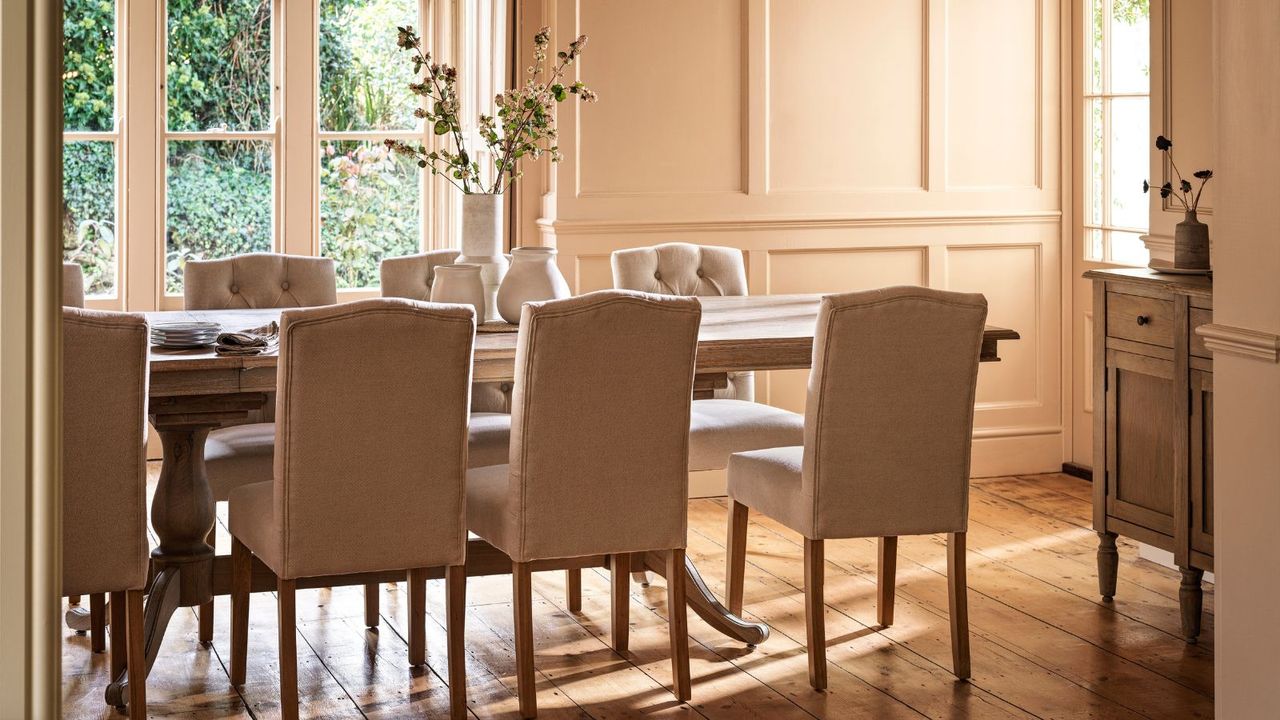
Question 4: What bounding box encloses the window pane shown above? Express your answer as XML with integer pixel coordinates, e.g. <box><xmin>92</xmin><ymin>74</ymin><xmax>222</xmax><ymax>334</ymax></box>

<box><xmin>1110</xmin><ymin>96</ymin><xmax>1149</xmax><ymax>230</ymax></box>
<box><xmin>166</xmin><ymin>140</ymin><xmax>273</xmax><ymax>294</ymax></box>
<box><xmin>62</xmin><ymin>141</ymin><xmax>117</xmax><ymax>297</ymax></box>
<box><xmin>63</xmin><ymin>0</ymin><xmax>116</xmax><ymax>132</ymax></box>
<box><xmin>167</xmin><ymin>0</ymin><xmax>272</xmax><ymax>132</ymax></box>
<box><xmin>1109</xmin><ymin>0</ymin><xmax>1150</xmax><ymax>94</ymax></box>
<box><xmin>319</xmin><ymin>0</ymin><xmax>420</xmax><ymax>131</ymax></box>
<box><xmin>1085</xmin><ymin>98</ymin><xmax>1104</xmax><ymax>226</ymax></box>
<box><xmin>1109</xmin><ymin>230</ymin><xmax>1149</xmax><ymax>266</ymax></box>
<box><xmin>1084</xmin><ymin>228</ymin><xmax>1104</xmax><ymax>262</ymax></box>
<box><xmin>320</xmin><ymin>141</ymin><xmax>422</xmax><ymax>289</ymax></box>
<box><xmin>1086</xmin><ymin>0</ymin><xmax>1104</xmax><ymax>94</ymax></box>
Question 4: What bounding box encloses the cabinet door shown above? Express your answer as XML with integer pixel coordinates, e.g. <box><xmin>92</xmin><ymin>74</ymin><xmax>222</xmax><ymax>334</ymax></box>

<box><xmin>1190</xmin><ymin>370</ymin><xmax>1213</xmax><ymax>556</ymax></box>
<box><xmin>1105</xmin><ymin>350</ymin><xmax>1176</xmax><ymax>536</ymax></box>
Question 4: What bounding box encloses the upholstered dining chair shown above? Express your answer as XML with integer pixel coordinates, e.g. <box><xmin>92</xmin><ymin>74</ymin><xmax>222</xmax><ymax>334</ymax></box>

<box><xmin>227</xmin><ymin>299</ymin><xmax>474</xmax><ymax>720</ymax></box>
<box><xmin>63</xmin><ymin>261</ymin><xmax>85</xmax><ymax>308</ymax></box>
<box><xmin>63</xmin><ymin>307</ymin><xmax>150</xmax><ymax>714</ymax></box>
<box><xmin>724</xmin><ymin>286</ymin><xmax>988</xmax><ymax>690</ymax></box>
<box><xmin>466</xmin><ymin>290</ymin><xmax>701</xmax><ymax>718</ymax></box>
<box><xmin>380</xmin><ymin>251</ymin><xmax>513</xmax><ymax>468</ymax></box>
<box><xmin>183</xmin><ymin>253</ymin><xmax>337</xmax><ymax>640</ymax></box>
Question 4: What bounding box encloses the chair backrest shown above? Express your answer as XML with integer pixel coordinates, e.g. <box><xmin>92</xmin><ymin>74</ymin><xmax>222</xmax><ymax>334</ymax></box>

<box><xmin>611</xmin><ymin>242</ymin><xmax>752</xmax><ymax>400</ymax></box>
<box><xmin>271</xmin><ymin>299</ymin><xmax>474</xmax><ymax>578</ymax></box>
<box><xmin>803</xmin><ymin>287</ymin><xmax>988</xmax><ymax>539</ymax></box>
<box><xmin>184</xmin><ymin>253</ymin><xmax>337</xmax><ymax>309</ymax></box>
<box><xmin>62</xmin><ymin>308</ymin><xmax>150</xmax><ymax>596</ymax></box>
<box><xmin>379</xmin><ymin>249</ymin><xmax>462</xmax><ymax>301</ymax></box>
<box><xmin>62</xmin><ymin>262</ymin><xmax>85</xmax><ymax>308</ymax></box>
<box><xmin>505</xmin><ymin>290</ymin><xmax>701</xmax><ymax>561</ymax></box>
<box><xmin>380</xmin><ymin>250</ymin><xmax>510</xmax><ymax>413</ymax></box>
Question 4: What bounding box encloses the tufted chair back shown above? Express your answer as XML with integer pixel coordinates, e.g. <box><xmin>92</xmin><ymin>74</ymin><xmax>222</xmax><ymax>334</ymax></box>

<box><xmin>63</xmin><ymin>262</ymin><xmax>85</xmax><ymax>308</ymax></box>
<box><xmin>62</xmin><ymin>307</ymin><xmax>150</xmax><ymax>596</ymax></box>
<box><xmin>183</xmin><ymin>253</ymin><xmax>337</xmax><ymax>310</ymax></box>
<box><xmin>801</xmin><ymin>287</ymin><xmax>987</xmax><ymax>539</ymax></box>
<box><xmin>379</xmin><ymin>251</ymin><xmax>512</xmax><ymax>414</ymax></box>
<box><xmin>612</xmin><ymin>243</ymin><xmax>753</xmax><ymax>400</ymax></box>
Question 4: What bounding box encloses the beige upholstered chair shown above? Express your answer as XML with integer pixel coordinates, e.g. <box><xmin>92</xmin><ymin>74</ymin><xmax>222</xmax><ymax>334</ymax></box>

<box><xmin>611</xmin><ymin>243</ymin><xmax>803</xmax><ymax>472</ymax></box>
<box><xmin>724</xmin><ymin>287</ymin><xmax>988</xmax><ymax>689</ymax></box>
<box><xmin>227</xmin><ymin>299</ymin><xmax>475</xmax><ymax>720</ymax></box>
<box><xmin>380</xmin><ymin>250</ymin><xmax>514</xmax><ymax>467</ymax></box>
<box><xmin>466</xmin><ymin>291</ymin><xmax>701</xmax><ymax>718</ymax></box>
<box><xmin>63</xmin><ymin>262</ymin><xmax>86</xmax><ymax>308</ymax></box>
<box><xmin>63</xmin><ymin>308</ymin><xmax>150</xmax><ymax>714</ymax></box>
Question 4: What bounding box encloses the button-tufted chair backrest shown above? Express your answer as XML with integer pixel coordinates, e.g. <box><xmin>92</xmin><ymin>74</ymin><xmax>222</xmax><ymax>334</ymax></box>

<box><xmin>379</xmin><ymin>249</ymin><xmax>462</xmax><ymax>301</ymax></box>
<box><xmin>612</xmin><ymin>243</ymin><xmax>753</xmax><ymax>400</ymax></box>
<box><xmin>183</xmin><ymin>253</ymin><xmax>338</xmax><ymax>310</ymax></box>
<box><xmin>63</xmin><ymin>262</ymin><xmax>85</xmax><ymax>308</ymax></box>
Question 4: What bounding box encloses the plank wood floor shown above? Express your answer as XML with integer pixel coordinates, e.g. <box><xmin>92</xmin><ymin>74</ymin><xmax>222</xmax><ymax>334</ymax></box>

<box><xmin>62</xmin><ymin>470</ymin><xmax>1214</xmax><ymax>719</ymax></box>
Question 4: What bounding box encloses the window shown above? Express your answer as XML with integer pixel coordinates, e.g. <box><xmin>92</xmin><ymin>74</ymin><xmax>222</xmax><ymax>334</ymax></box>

<box><xmin>1083</xmin><ymin>0</ymin><xmax>1150</xmax><ymax>265</ymax></box>
<box><xmin>164</xmin><ymin>0</ymin><xmax>277</xmax><ymax>294</ymax></box>
<box><xmin>62</xmin><ymin>0</ymin><xmax>121</xmax><ymax>298</ymax></box>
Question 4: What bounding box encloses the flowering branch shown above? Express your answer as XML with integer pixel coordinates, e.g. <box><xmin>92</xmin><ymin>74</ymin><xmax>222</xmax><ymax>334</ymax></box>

<box><xmin>1142</xmin><ymin>135</ymin><xmax>1213</xmax><ymax>213</ymax></box>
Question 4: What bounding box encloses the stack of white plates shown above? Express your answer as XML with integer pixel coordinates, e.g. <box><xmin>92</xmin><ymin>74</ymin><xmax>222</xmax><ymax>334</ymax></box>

<box><xmin>150</xmin><ymin>321</ymin><xmax>221</xmax><ymax>349</ymax></box>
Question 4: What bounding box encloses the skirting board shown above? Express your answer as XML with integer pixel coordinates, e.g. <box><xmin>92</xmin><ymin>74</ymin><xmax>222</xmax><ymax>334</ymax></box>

<box><xmin>1139</xmin><ymin>544</ymin><xmax>1216</xmax><ymax>584</ymax></box>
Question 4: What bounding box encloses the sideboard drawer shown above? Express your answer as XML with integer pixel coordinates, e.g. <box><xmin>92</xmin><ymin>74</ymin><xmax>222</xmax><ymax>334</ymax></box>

<box><xmin>1107</xmin><ymin>292</ymin><xmax>1174</xmax><ymax>348</ymax></box>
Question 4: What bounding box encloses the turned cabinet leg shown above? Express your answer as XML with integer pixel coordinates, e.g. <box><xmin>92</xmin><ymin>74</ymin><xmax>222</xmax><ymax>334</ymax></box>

<box><xmin>725</xmin><ymin>501</ymin><xmax>749</xmax><ymax>617</ymax></box>
<box><xmin>804</xmin><ymin>537</ymin><xmax>827</xmax><ymax>691</ymax></box>
<box><xmin>1179</xmin><ymin>566</ymin><xmax>1205</xmax><ymax>644</ymax></box>
<box><xmin>1097</xmin><ymin>531</ymin><xmax>1119</xmax><ymax>601</ymax></box>
<box><xmin>878</xmin><ymin>536</ymin><xmax>898</xmax><ymax>627</ymax></box>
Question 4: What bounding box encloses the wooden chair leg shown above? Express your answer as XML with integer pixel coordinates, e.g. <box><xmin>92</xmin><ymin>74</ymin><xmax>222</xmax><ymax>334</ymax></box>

<box><xmin>611</xmin><ymin>553</ymin><xmax>630</xmax><ymax>654</ymax></box>
<box><xmin>199</xmin><ymin>527</ymin><xmax>216</xmax><ymax>645</ymax></box>
<box><xmin>512</xmin><ymin>561</ymin><xmax>537</xmax><ymax>719</ymax></box>
<box><xmin>877</xmin><ymin>536</ymin><xmax>898</xmax><ymax>627</ymax></box>
<box><xmin>947</xmin><ymin>532</ymin><xmax>971</xmax><ymax>680</ymax></box>
<box><xmin>108</xmin><ymin>591</ymin><xmax>127</xmax><ymax>680</ymax></box>
<box><xmin>725</xmin><ymin>500</ymin><xmax>749</xmax><ymax>616</ymax></box>
<box><xmin>408</xmin><ymin>568</ymin><xmax>427</xmax><ymax>667</ymax></box>
<box><xmin>446</xmin><ymin>564</ymin><xmax>468</xmax><ymax>720</ymax></box>
<box><xmin>565</xmin><ymin>568</ymin><xmax>582</xmax><ymax>613</ymax></box>
<box><xmin>804</xmin><ymin>537</ymin><xmax>827</xmax><ymax>691</ymax></box>
<box><xmin>278</xmin><ymin>577</ymin><xmax>299</xmax><ymax>720</ymax></box>
<box><xmin>125</xmin><ymin>589</ymin><xmax>146</xmax><ymax>715</ymax></box>
<box><xmin>89</xmin><ymin>593</ymin><xmax>107</xmax><ymax>653</ymax></box>
<box><xmin>230</xmin><ymin>537</ymin><xmax>252</xmax><ymax>687</ymax></box>
<box><xmin>364</xmin><ymin>582</ymin><xmax>380</xmax><ymax>628</ymax></box>
<box><xmin>666</xmin><ymin>549</ymin><xmax>691</xmax><ymax>702</ymax></box>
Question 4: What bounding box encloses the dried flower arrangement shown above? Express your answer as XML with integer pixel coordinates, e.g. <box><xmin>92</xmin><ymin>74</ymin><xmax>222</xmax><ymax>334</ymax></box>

<box><xmin>1142</xmin><ymin>135</ymin><xmax>1213</xmax><ymax>213</ymax></box>
<box><xmin>384</xmin><ymin>26</ymin><xmax>598</xmax><ymax>195</ymax></box>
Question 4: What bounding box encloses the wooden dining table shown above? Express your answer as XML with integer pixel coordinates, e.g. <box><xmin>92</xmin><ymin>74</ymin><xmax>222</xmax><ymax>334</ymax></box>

<box><xmin>103</xmin><ymin>293</ymin><xmax>1018</xmax><ymax>706</ymax></box>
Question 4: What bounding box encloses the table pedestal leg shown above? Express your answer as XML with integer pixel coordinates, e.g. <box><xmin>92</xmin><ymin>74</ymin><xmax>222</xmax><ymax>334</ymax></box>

<box><xmin>641</xmin><ymin>551</ymin><xmax>769</xmax><ymax>646</ymax></box>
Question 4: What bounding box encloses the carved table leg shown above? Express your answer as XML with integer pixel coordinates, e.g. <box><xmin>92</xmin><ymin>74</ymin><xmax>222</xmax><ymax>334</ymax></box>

<box><xmin>1097</xmin><ymin>531</ymin><xmax>1119</xmax><ymax>602</ymax></box>
<box><xmin>1179</xmin><ymin>566</ymin><xmax>1205</xmax><ymax>644</ymax></box>
<box><xmin>105</xmin><ymin>422</ymin><xmax>219</xmax><ymax>707</ymax></box>
<box><xmin>642</xmin><ymin>550</ymin><xmax>770</xmax><ymax>646</ymax></box>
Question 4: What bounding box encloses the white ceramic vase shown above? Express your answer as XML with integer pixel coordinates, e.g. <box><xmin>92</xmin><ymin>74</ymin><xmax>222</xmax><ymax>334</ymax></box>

<box><xmin>457</xmin><ymin>193</ymin><xmax>509</xmax><ymax>322</ymax></box>
<box><xmin>496</xmin><ymin>247</ymin><xmax>572</xmax><ymax>324</ymax></box>
<box><xmin>429</xmin><ymin>264</ymin><xmax>486</xmax><ymax>321</ymax></box>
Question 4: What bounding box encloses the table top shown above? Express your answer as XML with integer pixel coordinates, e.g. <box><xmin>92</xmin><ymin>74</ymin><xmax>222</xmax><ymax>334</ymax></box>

<box><xmin>1082</xmin><ymin>267</ymin><xmax>1213</xmax><ymax>297</ymax></box>
<box><xmin>145</xmin><ymin>294</ymin><xmax>1018</xmax><ymax>392</ymax></box>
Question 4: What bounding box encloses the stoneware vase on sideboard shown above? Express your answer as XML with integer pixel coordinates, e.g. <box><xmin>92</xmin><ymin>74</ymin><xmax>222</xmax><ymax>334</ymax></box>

<box><xmin>430</xmin><ymin>264</ymin><xmax>486</xmax><ymax>321</ymax></box>
<box><xmin>458</xmin><ymin>193</ymin><xmax>509</xmax><ymax>322</ymax></box>
<box><xmin>497</xmin><ymin>246</ymin><xmax>571</xmax><ymax>324</ymax></box>
<box><xmin>1174</xmin><ymin>210</ymin><xmax>1211</xmax><ymax>270</ymax></box>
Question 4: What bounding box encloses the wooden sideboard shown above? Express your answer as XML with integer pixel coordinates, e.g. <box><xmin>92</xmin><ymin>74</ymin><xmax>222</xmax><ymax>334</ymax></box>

<box><xmin>1085</xmin><ymin>268</ymin><xmax>1213</xmax><ymax>643</ymax></box>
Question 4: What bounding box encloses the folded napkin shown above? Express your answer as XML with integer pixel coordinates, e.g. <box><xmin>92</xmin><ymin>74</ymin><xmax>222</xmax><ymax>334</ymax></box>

<box><xmin>215</xmin><ymin>321</ymin><xmax>280</xmax><ymax>356</ymax></box>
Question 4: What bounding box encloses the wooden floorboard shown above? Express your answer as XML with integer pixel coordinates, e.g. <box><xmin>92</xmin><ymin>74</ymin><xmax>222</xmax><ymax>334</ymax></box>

<box><xmin>62</xmin><ymin>471</ymin><xmax>1214</xmax><ymax>719</ymax></box>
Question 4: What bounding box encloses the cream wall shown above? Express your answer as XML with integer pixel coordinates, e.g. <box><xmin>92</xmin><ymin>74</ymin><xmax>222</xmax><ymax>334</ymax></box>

<box><xmin>518</xmin><ymin>0</ymin><xmax>1067</xmax><ymax>477</ymax></box>
<box><xmin>1210</xmin><ymin>2</ymin><xmax>1280</xmax><ymax>716</ymax></box>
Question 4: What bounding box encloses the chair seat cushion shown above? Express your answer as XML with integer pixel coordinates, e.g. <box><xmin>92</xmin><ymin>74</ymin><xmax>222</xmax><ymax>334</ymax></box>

<box><xmin>689</xmin><ymin>399</ymin><xmax>804</xmax><ymax>471</ymax></box>
<box><xmin>227</xmin><ymin>480</ymin><xmax>284</xmax><ymax>576</ymax></box>
<box><xmin>206</xmin><ymin>423</ymin><xmax>276</xmax><ymax>502</ymax></box>
<box><xmin>726</xmin><ymin>446</ymin><xmax>813</xmax><ymax>536</ymax></box>
<box><xmin>465</xmin><ymin>463</ymin><xmax>517</xmax><ymax>557</ymax></box>
<box><xmin>469</xmin><ymin>412</ymin><xmax>511</xmax><ymax>468</ymax></box>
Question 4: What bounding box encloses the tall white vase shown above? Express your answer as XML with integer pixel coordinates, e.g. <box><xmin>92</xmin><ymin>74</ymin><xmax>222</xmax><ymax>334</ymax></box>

<box><xmin>457</xmin><ymin>193</ymin><xmax>509</xmax><ymax>322</ymax></box>
<box><xmin>496</xmin><ymin>246</ymin><xmax>572</xmax><ymax>323</ymax></box>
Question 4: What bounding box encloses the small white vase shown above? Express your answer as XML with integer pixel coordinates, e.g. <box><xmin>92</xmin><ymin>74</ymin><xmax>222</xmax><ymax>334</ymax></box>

<box><xmin>497</xmin><ymin>247</ymin><xmax>572</xmax><ymax>324</ymax></box>
<box><xmin>430</xmin><ymin>264</ymin><xmax>486</xmax><ymax>321</ymax></box>
<box><xmin>457</xmin><ymin>193</ymin><xmax>509</xmax><ymax>322</ymax></box>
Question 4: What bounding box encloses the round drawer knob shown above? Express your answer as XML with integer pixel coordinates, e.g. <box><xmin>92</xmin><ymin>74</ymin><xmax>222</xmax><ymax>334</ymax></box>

<box><xmin>1136</xmin><ymin>315</ymin><xmax>1150</xmax><ymax>326</ymax></box>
